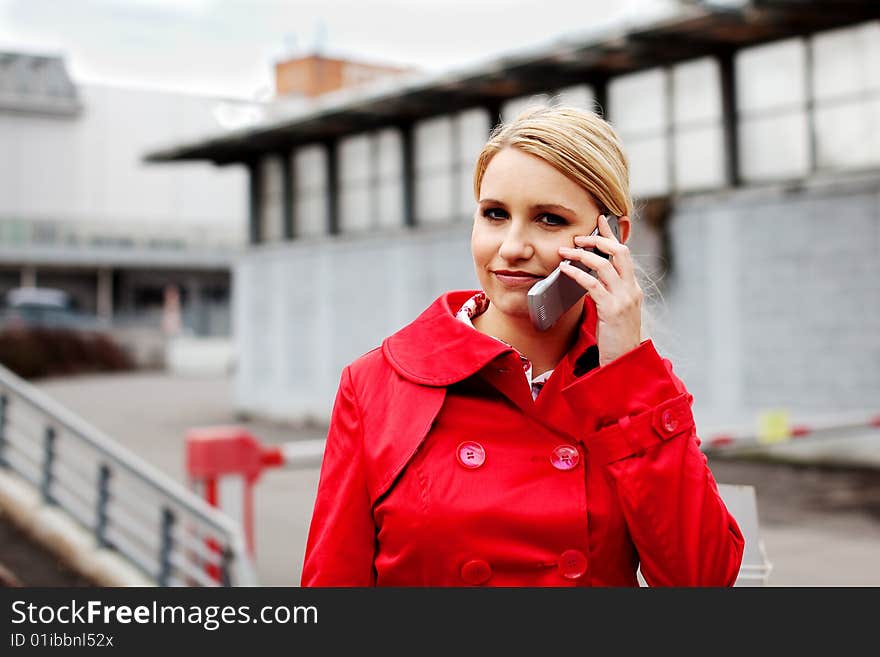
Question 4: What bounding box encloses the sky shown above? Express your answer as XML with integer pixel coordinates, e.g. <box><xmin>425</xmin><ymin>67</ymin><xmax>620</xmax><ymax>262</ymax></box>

<box><xmin>0</xmin><ymin>0</ymin><xmax>681</xmax><ymax>100</ymax></box>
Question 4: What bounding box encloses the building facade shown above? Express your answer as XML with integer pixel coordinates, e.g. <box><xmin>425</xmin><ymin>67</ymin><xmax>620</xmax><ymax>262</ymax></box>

<box><xmin>1</xmin><ymin>53</ymin><xmax>252</xmax><ymax>362</ymax></box>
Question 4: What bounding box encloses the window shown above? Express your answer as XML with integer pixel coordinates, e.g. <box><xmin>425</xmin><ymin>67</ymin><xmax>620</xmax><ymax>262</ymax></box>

<box><xmin>736</xmin><ymin>38</ymin><xmax>810</xmax><ymax>181</ymax></box>
<box><xmin>609</xmin><ymin>68</ymin><xmax>670</xmax><ymax>197</ymax></box>
<box><xmin>811</xmin><ymin>21</ymin><xmax>880</xmax><ymax>171</ymax></box>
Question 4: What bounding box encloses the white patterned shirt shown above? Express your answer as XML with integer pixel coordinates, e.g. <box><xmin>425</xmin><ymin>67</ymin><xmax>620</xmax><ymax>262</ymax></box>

<box><xmin>455</xmin><ymin>291</ymin><xmax>553</xmax><ymax>400</ymax></box>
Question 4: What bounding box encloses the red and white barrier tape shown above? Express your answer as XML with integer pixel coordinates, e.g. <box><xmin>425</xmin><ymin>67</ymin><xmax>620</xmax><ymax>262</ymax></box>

<box><xmin>702</xmin><ymin>413</ymin><xmax>880</xmax><ymax>452</ymax></box>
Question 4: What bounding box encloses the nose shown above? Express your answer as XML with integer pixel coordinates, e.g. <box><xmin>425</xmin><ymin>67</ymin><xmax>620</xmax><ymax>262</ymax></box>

<box><xmin>497</xmin><ymin>219</ymin><xmax>534</xmax><ymax>262</ymax></box>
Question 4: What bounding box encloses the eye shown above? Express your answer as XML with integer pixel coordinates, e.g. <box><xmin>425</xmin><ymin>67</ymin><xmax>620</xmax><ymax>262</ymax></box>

<box><xmin>537</xmin><ymin>213</ymin><xmax>567</xmax><ymax>227</ymax></box>
<box><xmin>481</xmin><ymin>207</ymin><xmax>508</xmax><ymax>221</ymax></box>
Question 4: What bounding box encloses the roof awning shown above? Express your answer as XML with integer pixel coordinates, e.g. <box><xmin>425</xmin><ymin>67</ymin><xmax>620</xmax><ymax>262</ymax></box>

<box><xmin>145</xmin><ymin>0</ymin><xmax>880</xmax><ymax>165</ymax></box>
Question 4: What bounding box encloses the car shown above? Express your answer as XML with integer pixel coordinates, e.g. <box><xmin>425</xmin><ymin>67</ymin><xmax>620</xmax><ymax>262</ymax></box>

<box><xmin>0</xmin><ymin>287</ymin><xmax>105</xmax><ymax>331</ymax></box>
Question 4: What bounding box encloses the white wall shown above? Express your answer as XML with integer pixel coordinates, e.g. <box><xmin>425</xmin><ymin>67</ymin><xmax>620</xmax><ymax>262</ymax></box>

<box><xmin>0</xmin><ymin>84</ymin><xmax>246</xmax><ymax>237</ymax></box>
<box><xmin>234</xmin><ymin>227</ymin><xmax>479</xmax><ymax>422</ymax></box>
<box><xmin>664</xmin><ymin>174</ymin><xmax>880</xmax><ymax>427</ymax></box>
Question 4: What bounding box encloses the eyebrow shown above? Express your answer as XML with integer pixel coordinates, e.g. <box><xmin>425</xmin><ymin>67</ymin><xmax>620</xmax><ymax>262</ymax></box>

<box><xmin>478</xmin><ymin>199</ymin><xmax>578</xmax><ymax>215</ymax></box>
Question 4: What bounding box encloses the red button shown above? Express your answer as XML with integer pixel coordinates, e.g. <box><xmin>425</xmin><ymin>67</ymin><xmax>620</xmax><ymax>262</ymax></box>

<box><xmin>461</xmin><ymin>559</ymin><xmax>492</xmax><ymax>585</ymax></box>
<box><xmin>550</xmin><ymin>445</ymin><xmax>580</xmax><ymax>470</ymax></box>
<box><xmin>457</xmin><ymin>441</ymin><xmax>486</xmax><ymax>469</ymax></box>
<box><xmin>558</xmin><ymin>549</ymin><xmax>588</xmax><ymax>579</ymax></box>
<box><xmin>662</xmin><ymin>409</ymin><xmax>678</xmax><ymax>433</ymax></box>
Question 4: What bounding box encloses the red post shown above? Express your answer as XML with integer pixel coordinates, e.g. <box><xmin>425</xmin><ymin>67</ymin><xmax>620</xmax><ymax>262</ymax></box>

<box><xmin>185</xmin><ymin>426</ymin><xmax>283</xmax><ymax>581</ymax></box>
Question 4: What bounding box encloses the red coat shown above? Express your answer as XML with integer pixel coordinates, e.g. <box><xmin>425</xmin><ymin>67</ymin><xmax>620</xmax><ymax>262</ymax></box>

<box><xmin>301</xmin><ymin>290</ymin><xmax>744</xmax><ymax>586</ymax></box>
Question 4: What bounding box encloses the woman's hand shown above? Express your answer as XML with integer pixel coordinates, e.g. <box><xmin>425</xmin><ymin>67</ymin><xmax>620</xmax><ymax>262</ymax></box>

<box><xmin>558</xmin><ymin>214</ymin><xmax>643</xmax><ymax>367</ymax></box>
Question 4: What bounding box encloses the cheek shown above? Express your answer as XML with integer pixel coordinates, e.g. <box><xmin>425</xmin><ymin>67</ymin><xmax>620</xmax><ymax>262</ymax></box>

<box><xmin>470</xmin><ymin>227</ymin><xmax>494</xmax><ymax>267</ymax></box>
<box><xmin>536</xmin><ymin>234</ymin><xmax>570</xmax><ymax>267</ymax></box>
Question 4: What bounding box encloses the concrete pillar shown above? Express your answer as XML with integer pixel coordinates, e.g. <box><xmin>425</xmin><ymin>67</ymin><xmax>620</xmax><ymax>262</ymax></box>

<box><xmin>281</xmin><ymin>151</ymin><xmax>295</xmax><ymax>240</ymax></box>
<box><xmin>20</xmin><ymin>266</ymin><xmax>36</xmax><ymax>288</ymax></box>
<box><xmin>665</xmin><ymin>66</ymin><xmax>675</xmax><ymax>192</ymax></box>
<box><xmin>718</xmin><ymin>49</ymin><xmax>741</xmax><ymax>187</ymax></box>
<box><xmin>484</xmin><ymin>100</ymin><xmax>502</xmax><ymax>131</ymax></box>
<box><xmin>119</xmin><ymin>271</ymin><xmax>137</xmax><ymax>316</ymax></box>
<box><xmin>187</xmin><ymin>277</ymin><xmax>204</xmax><ymax>336</ymax></box>
<box><xmin>592</xmin><ymin>77</ymin><xmax>609</xmax><ymax>119</ymax></box>
<box><xmin>247</xmin><ymin>160</ymin><xmax>262</xmax><ymax>245</ymax></box>
<box><xmin>803</xmin><ymin>36</ymin><xmax>817</xmax><ymax>175</ymax></box>
<box><xmin>400</xmin><ymin>122</ymin><xmax>415</xmax><ymax>228</ymax></box>
<box><xmin>451</xmin><ymin>114</ymin><xmax>461</xmax><ymax>221</ymax></box>
<box><xmin>97</xmin><ymin>267</ymin><xmax>113</xmax><ymax>322</ymax></box>
<box><xmin>370</xmin><ymin>134</ymin><xmax>380</xmax><ymax>231</ymax></box>
<box><xmin>325</xmin><ymin>140</ymin><xmax>339</xmax><ymax>235</ymax></box>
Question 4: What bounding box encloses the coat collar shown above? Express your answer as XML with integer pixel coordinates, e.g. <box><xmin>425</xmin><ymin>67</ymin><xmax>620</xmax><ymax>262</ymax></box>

<box><xmin>382</xmin><ymin>290</ymin><xmax>600</xmax><ymax>386</ymax></box>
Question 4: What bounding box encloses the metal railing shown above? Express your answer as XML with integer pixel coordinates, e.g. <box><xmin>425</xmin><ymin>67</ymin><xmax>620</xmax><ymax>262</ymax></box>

<box><xmin>0</xmin><ymin>363</ymin><xmax>256</xmax><ymax>586</ymax></box>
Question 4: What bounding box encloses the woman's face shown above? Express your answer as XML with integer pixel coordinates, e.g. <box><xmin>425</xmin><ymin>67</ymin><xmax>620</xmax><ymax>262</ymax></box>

<box><xmin>471</xmin><ymin>147</ymin><xmax>605</xmax><ymax>319</ymax></box>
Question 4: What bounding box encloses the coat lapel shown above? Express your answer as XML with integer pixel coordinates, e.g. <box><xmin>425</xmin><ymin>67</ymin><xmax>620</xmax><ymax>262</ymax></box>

<box><xmin>362</xmin><ymin>382</ymin><xmax>447</xmax><ymax>505</ymax></box>
<box><xmin>479</xmin><ymin>354</ymin><xmax>539</xmax><ymax>416</ymax></box>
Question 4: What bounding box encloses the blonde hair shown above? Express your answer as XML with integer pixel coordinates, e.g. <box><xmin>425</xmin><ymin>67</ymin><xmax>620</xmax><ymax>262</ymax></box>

<box><xmin>473</xmin><ymin>105</ymin><xmax>634</xmax><ymax>219</ymax></box>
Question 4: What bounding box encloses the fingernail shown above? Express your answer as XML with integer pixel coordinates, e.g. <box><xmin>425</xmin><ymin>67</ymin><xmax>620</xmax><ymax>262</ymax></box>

<box><xmin>600</xmin><ymin>214</ymin><xmax>608</xmax><ymax>223</ymax></box>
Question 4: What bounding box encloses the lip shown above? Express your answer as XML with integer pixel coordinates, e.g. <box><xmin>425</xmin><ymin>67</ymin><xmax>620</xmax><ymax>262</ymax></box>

<box><xmin>492</xmin><ymin>270</ymin><xmax>543</xmax><ymax>288</ymax></box>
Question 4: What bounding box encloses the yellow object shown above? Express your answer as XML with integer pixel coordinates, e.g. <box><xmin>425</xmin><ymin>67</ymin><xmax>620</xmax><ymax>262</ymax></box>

<box><xmin>757</xmin><ymin>409</ymin><xmax>790</xmax><ymax>444</ymax></box>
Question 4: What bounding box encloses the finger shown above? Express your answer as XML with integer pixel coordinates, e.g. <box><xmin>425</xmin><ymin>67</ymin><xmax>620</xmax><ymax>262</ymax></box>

<box><xmin>573</xmin><ymin>234</ymin><xmax>635</xmax><ymax>281</ymax></box>
<box><xmin>558</xmin><ymin>247</ymin><xmax>617</xmax><ymax>278</ymax></box>
<box><xmin>579</xmin><ymin>213</ymin><xmax>626</xmax><ymax>249</ymax></box>
<box><xmin>558</xmin><ymin>247</ymin><xmax>623</xmax><ymax>294</ymax></box>
<box><xmin>559</xmin><ymin>261</ymin><xmax>612</xmax><ymax>304</ymax></box>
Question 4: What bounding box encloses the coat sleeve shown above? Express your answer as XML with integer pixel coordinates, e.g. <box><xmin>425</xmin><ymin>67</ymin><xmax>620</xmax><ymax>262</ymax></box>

<box><xmin>301</xmin><ymin>366</ymin><xmax>377</xmax><ymax>586</ymax></box>
<box><xmin>561</xmin><ymin>340</ymin><xmax>745</xmax><ymax>587</ymax></box>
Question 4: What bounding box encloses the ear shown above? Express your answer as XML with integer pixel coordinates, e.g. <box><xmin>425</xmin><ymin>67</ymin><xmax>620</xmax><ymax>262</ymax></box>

<box><xmin>616</xmin><ymin>215</ymin><xmax>632</xmax><ymax>244</ymax></box>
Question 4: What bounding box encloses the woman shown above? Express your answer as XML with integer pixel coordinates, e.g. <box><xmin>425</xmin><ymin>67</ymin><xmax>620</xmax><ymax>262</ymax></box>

<box><xmin>301</xmin><ymin>106</ymin><xmax>744</xmax><ymax>586</ymax></box>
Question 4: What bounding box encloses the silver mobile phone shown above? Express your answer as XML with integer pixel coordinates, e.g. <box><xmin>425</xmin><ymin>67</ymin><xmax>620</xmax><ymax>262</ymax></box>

<box><xmin>527</xmin><ymin>215</ymin><xmax>620</xmax><ymax>331</ymax></box>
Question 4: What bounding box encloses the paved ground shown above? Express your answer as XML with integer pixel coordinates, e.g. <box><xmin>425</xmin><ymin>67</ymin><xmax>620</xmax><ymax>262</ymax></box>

<box><xmin>0</xmin><ymin>509</ymin><xmax>93</xmax><ymax>586</ymax></box>
<box><xmin>5</xmin><ymin>370</ymin><xmax>880</xmax><ymax>586</ymax></box>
